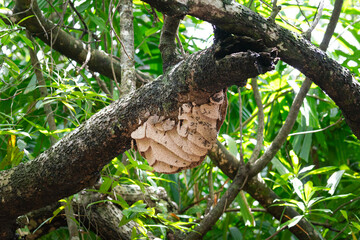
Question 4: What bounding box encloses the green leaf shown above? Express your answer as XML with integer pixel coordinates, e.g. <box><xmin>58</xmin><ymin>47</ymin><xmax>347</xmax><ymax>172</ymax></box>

<box><xmin>303</xmin><ymin>166</ymin><xmax>338</xmax><ymax>178</ymax></box>
<box><xmin>341</xmin><ymin>210</ymin><xmax>348</xmax><ymax>221</ymax></box>
<box><xmin>4</xmin><ymin>57</ymin><xmax>20</xmax><ymax>73</ymax></box>
<box><xmin>17</xmin><ymin>33</ymin><xmax>34</xmax><ymax>50</ymax></box>
<box><xmin>326</xmin><ymin>170</ymin><xmax>345</xmax><ymax>195</ymax></box>
<box><xmin>77</xmin><ymin>1</ymin><xmax>91</xmax><ymax>13</ymax></box>
<box><xmin>24</xmin><ymin>75</ymin><xmax>37</xmax><ymax>94</ymax></box>
<box><xmin>291</xmin><ymin>177</ymin><xmax>304</xmax><ymax>201</ymax></box>
<box><xmin>229</xmin><ymin>227</ymin><xmax>243</xmax><ymax>240</ymax></box>
<box><xmin>271</xmin><ymin>157</ymin><xmax>290</xmax><ymax>175</ymax></box>
<box><xmin>222</xmin><ymin>134</ymin><xmax>238</xmax><ymax>158</ymax></box>
<box><xmin>278</xmin><ymin>215</ymin><xmax>303</xmax><ymax>230</ymax></box>
<box><xmin>238</xmin><ymin>191</ymin><xmax>255</xmax><ymax>226</ymax></box>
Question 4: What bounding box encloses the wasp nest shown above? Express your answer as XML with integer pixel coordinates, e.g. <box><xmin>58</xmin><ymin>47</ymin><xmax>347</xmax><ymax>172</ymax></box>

<box><xmin>131</xmin><ymin>90</ymin><xmax>227</xmax><ymax>173</ymax></box>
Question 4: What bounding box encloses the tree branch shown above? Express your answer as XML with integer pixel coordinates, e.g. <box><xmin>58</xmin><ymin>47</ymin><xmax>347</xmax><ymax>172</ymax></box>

<box><xmin>159</xmin><ymin>15</ymin><xmax>183</xmax><ymax>71</ymax></box>
<box><xmin>248</xmin><ymin>78</ymin><xmax>311</xmax><ymax>176</ymax></box>
<box><xmin>143</xmin><ymin>0</ymin><xmax>360</xmax><ymax>139</ymax></box>
<box><xmin>249</xmin><ymin>78</ymin><xmax>264</xmax><ymax>162</ymax></box>
<box><xmin>319</xmin><ymin>0</ymin><xmax>343</xmax><ymax>51</ymax></box>
<box><xmin>208</xmin><ymin>141</ymin><xmax>322</xmax><ymax>240</ymax></box>
<box><xmin>119</xmin><ymin>0</ymin><xmax>136</xmax><ymax>96</ymax></box>
<box><xmin>10</xmin><ymin>0</ymin><xmax>145</xmax><ymax>85</ymax></box>
<box><xmin>0</xmin><ymin>43</ymin><xmax>277</xmax><ymax>238</ymax></box>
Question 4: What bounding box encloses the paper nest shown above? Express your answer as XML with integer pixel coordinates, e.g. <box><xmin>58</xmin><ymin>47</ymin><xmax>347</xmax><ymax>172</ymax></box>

<box><xmin>131</xmin><ymin>91</ymin><xmax>226</xmax><ymax>173</ymax></box>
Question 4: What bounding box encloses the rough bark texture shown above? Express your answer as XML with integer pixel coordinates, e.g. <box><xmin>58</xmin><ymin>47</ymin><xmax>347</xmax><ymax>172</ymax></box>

<box><xmin>119</xmin><ymin>0</ymin><xmax>136</xmax><ymax>95</ymax></box>
<box><xmin>143</xmin><ymin>0</ymin><xmax>360</xmax><ymax>139</ymax></box>
<box><xmin>16</xmin><ymin>185</ymin><xmax>174</xmax><ymax>240</ymax></box>
<box><xmin>209</xmin><ymin>141</ymin><xmax>322</xmax><ymax>240</ymax></box>
<box><xmin>75</xmin><ymin>191</ymin><xmax>160</xmax><ymax>240</ymax></box>
<box><xmin>0</xmin><ymin>44</ymin><xmax>277</xmax><ymax>237</ymax></box>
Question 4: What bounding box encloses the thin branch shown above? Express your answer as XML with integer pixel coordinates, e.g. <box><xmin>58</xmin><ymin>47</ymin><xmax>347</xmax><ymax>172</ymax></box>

<box><xmin>265</xmin><ymin>224</ymin><xmax>288</xmax><ymax>240</ymax></box>
<box><xmin>119</xmin><ymin>0</ymin><xmax>136</xmax><ymax>96</ymax></box>
<box><xmin>184</xmin><ymin>161</ymin><xmax>247</xmax><ymax>239</ymax></box>
<box><xmin>248</xmin><ymin>78</ymin><xmax>312</xmax><ymax>174</ymax></box>
<box><xmin>332</xmin><ymin>196</ymin><xmax>360</xmax><ymax>216</ymax></box>
<box><xmin>238</xmin><ymin>87</ymin><xmax>244</xmax><ymax>164</ymax></box>
<box><xmin>108</xmin><ymin>0</ymin><xmax>121</xmax><ymax>93</ymax></box>
<box><xmin>209</xmin><ymin>141</ymin><xmax>322</xmax><ymax>239</ymax></box>
<box><xmin>289</xmin><ymin>117</ymin><xmax>343</xmax><ymax>136</ymax></box>
<box><xmin>331</xmin><ymin>224</ymin><xmax>348</xmax><ymax>240</ymax></box>
<box><xmin>295</xmin><ymin>0</ymin><xmax>311</xmax><ymax>27</ymax></box>
<box><xmin>235</xmin><ymin>89</ymin><xmax>292</xmax><ymax>131</ymax></box>
<box><xmin>225</xmin><ymin>207</ymin><xmax>266</xmax><ymax>213</ymax></box>
<box><xmin>205</xmin><ymin>166</ymin><xmax>215</xmax><ymax>215</ymax></box>
<box><xmin>90</xmin><ymin>71</ymin><xmax>113</xmax><ymax>99</ymax></box>
<box><xmin>320</xmin><ymin>0</ymin><xmax>344</xmax><ymax>51</ymax></box>
<box><xmin>304</xmin><ymin>0</ymin><xmax>325</xmax><ymax>39</ymax></box>
<box><xmin>249</xmin><ymin>78</ymin><xmax>264</xmax><ymax>162</ymax></box>
<box><xmin>268</xmin><ymin>0</ymin><xmax>281</xmax><ymax>22</ymax></box>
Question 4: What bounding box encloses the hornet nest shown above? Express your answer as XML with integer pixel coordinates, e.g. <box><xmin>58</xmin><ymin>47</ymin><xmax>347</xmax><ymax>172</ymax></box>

<box><xmin>131</xmin><ymin>90</ymin><xmax>227</xmax><ymax>174</ymax></box>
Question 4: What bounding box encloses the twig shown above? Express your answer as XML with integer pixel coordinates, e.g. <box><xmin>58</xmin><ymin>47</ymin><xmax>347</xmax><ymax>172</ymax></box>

<box><xmin>304</xmin><ymin>0</ymin><xmax>325</xmax><ymax>39</ymax></box>
<box><xmin>184</xmin><ymin>167</ymin><xmax>248</xmax><ymax>239</ymax></box>
<box><xmin>289</xmin><ymin>117</ymin><xmax>343</xmax><ymax>136</ymax></box>
<box><xmin>176</xmin><ymin>32</ymin><xmax>186</xmax><ymax>57</ymax></box>
<box><xmin>108</xmin><ymin>0</ymin><xmax>121</xmax><ymax>93</ymax></box>
<box><xmin>248</xmin><ymin>78</ymin><xmax>312</xmax><ymax>176</ymax></box>
<box><xmin>26</xmin><ymin>31</ymin><xmax>78</xmax><ymax>239</ymax></box>
<box><xmin>90</xmin><ymin>70</ymin><xmax>113</xmax><ymax>99</ymax></box>
<box><xmin>332</xmin><ymin>196</ymin><xmax>360</xmax><ymax>216</ymax></box>
<box><xmin>208</xmin><ymin>142</ymin><xmax>322</xmax><ymax>239</ymax></box>
<box><xmin>205</xmin><ymin>166</ymin><xmax>215</xmax><ymax>215</ymax></box>
<box><xmin>331</xmin><ymin>224</ymin><xmax>348</xmax><ymax>240</ymax></box>
<box><xmin>295</xmin><ymin>0</ymin><xmax>311</xmax><ymax>27</ymax></box>
<box><xmin>268</xmin><ymin>0</ymin><xmax>281</xmax><ymax>22</ymax></box>
<box><xmin>235</xmin><ymin>89</ymin><xmax>292</xmax><ymax>131</ymax></box>
<box><xmin>320</xmin><ymin>0</ymin><xmax>344</xmax><ymax>51</ymax></box>
<box><xmin>78</xmin><ymin>34</ymin><xmax>92</xmax><ymax>73</ymax></box>
<box><xmin>238</xmin><ymin>87</ymin><xmax>244</xmax><ymax>164</ymax></box>
<box><xmin>226</xmin><ymin>207</ymin><xmax>266</xmax><ymax>213</ymax></box>
<box><xmin>311</xmin><ymin>222</ymin><xmax>340</xmax><ymax>232</ymax></box>
<box><xmin>249</xmin><ymin>78</ymin><xmax>264</xmax><ymax>162</ymax></box>
<box><xmin>68</xmin><ymin>0</ymin><xmax>89</xmax><ymax>40</ymax></box>
<box><xmin>265</xmin><ymin>224</ymin><xmax>288</xmax><ymax>240</ymax></box>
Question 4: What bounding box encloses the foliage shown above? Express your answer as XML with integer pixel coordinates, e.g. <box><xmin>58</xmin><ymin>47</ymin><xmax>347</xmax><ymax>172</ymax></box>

<box><xmin>1</xmin><ymin>0</ymin><xmax>360</xmax><ymax>239</ymax></box>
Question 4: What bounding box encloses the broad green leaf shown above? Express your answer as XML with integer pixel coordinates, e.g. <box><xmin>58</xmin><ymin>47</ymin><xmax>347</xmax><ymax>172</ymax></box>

<box><xmin>222</xmin><ymin>134</ymin><xmax>238</xmax><ymax>158</ymax></box>
<box><xmin>291</xmin><ymin>177</ymin><xmax>304</xmax><ymax>201</ymax></box>
<box><xmin>341</xmin><ymin>210</ymin><xmax>348</xmax><ymax>221</ymax></box>
<box><xmin>24</xmin><ymin>75</ymin><xmax>37</xmax><ymax>94</ymax></box>
<box><xmin>326</xmin><ymin>170</ymin><xmax>345</xmax><ymax>195</ymax></box>
<box><xmin>229</xmin><ymin>227</ymin><xmax>243</xmax><ymax>240</ymax></box>
<box><xmin>278</xmin><ymin>215</ymin><xmax>303</xmax><ymax>230</ymax></box>
<box><xmin>271</xmin><ymin>157</ymin><xmax>289</xmax><ymax>175</ymax></box>
<box><xmin>4</xmin><ymin>57</ymin><xmax>20</xmax><ymax>73</ymax></box>
<box><xmin>238</xmin><ymin>191</ymin><xmax>255</xmax><ymax>226</ymax></box>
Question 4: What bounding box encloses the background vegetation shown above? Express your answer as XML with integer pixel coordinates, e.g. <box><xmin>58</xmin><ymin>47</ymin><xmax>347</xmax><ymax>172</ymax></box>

<box><xmin>1</xmin><ymin>0</ymin><xmax>360</xmax><ymax>239</ymax></box>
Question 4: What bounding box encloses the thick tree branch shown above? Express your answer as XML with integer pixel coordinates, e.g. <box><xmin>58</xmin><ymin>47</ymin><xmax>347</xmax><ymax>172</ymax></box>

<box><xmin>143</xmin><ymin>0</ymin><xmax>360</xmax><ymax>139</ymax></box>
<box><xmin>0</xmin><ymin>44</ymin><xmax>277</xmax><ymax>238</ymax></box>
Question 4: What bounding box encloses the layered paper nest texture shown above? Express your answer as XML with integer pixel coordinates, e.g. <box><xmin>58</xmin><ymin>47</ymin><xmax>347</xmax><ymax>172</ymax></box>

<box><xmin>131</xmin><ymin>90</ymin><xmax>227</xmax><ymax>173</ymax></box>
